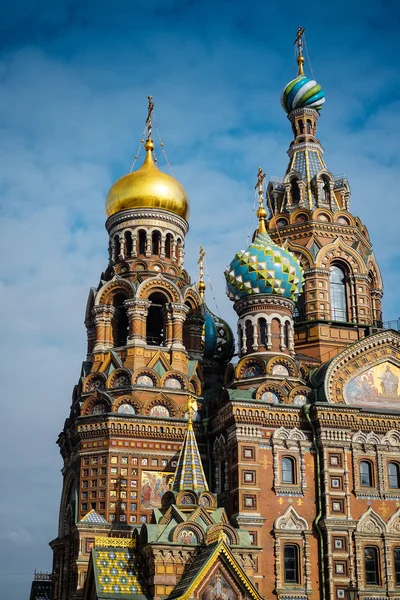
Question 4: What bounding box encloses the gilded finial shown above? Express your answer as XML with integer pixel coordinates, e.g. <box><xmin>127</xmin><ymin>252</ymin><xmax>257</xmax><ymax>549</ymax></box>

<box><xmin>255</xmin><ymin>167</ymin><xmax>267</xmax><ymax>234</ymax></box>
<box><xmin>294</xmin><ymin>26</ymin><xmax>306</xmax><ymax>76</ymax></box>
<box><xmin>186</xmin><ymin>395</ymin><xmax>197</xmax><ymax>430</ymax></box>
<box><xmin>198</xmin><ymin>246</ymin><xmax>206</xmax><ymax>301</ymax></box>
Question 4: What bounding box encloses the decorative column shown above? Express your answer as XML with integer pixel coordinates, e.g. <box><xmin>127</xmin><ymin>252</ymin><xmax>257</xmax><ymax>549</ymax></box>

<box><xmin>131</xmin><ymin>234</ymin><xmax>138</xmax><ymax>258</ymax></box>
<box><xmin>160</xmin><ymin>233</ymin><xmax>166</xmax><ymax>259</ymax></box>
<box><xmin>125</xmin><ymin>298</ymin><xmax>151</xmax><ymax>347</ymax></box>
<box><xmin>93</xmin><ymin>305</ymin><xmax>115</xmax><ymax>352</ymax></box>
<box><xmin>169</xmin><ymin>303</ymin><xmax>190</xmax><ymax>351</ymax></box>
<box><xmin>145</xmin><ymin>232</ymin><xmax>152</xmax><ymax>258</ymax></box>
<box><xmin>84</xmin><ymin>318</ymin><xmax>96</xmax><ymax>360</ymax></box>
<box><xmin>119</xmin><ymin>236</ymin><xmax>126</xmax><ymax>260</ymax></box>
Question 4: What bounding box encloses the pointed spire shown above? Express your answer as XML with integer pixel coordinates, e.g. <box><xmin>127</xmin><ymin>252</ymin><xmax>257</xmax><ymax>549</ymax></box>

<box><xmin>171</xmin><ymin>396</ymin><xmax>209</xmax><ymax>493</ymax></box>
<box><xmin>197</xmin><ymin>246</ymin><xmax>206</xmax><ymax>301</ymax></box>
<box><xmin>294</xmin><ymin>26</ymin><xmax>306</xmax><ymax>76</ymax></box>
<box><xmin>255</xmin><ymin>167</ymin><xmax>267</xmax><ymax>234</ymax></box>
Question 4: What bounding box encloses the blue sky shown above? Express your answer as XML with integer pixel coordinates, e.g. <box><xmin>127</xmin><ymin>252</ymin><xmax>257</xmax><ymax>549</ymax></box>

<box><xmin>0</xmin><ymin>0</ymin><xmax>399</xmax><ymax>597</ymax></box>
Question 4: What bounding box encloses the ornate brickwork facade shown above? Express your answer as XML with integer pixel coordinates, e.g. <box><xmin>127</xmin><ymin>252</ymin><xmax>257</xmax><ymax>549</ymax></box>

<box><xmin>46</xmin><ymin>32</ymin><xmax>400</xmax><ymax>600</ymax></box>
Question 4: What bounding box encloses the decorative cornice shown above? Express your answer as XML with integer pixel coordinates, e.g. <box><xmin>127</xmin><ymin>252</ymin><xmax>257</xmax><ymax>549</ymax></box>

<box><xmin>106</xmin><ymin>207</ymin><xmax>189</xmax><ymax>234</ymax></box>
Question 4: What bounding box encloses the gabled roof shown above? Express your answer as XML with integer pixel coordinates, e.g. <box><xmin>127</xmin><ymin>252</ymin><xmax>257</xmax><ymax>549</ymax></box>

<box><xmin>168</xmin><ymin>540</ymin><xmax>263</xmax><ymax>600</ymax></box>
<box><xmin>79</xmin><ymin>510</ymin><xmax>108</xmax><ymax>524</ymax></box>
<box><xmin>171</xmin><ymin>419</ymin><xmax>209</xmax><ymax>493</ymax></box>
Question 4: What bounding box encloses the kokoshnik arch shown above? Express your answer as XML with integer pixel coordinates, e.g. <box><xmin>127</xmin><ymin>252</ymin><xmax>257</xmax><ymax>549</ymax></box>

<box><xmin>33</xmin><ymin>27</ymin><xmax>400</xmax><ymax>600</ymax></box>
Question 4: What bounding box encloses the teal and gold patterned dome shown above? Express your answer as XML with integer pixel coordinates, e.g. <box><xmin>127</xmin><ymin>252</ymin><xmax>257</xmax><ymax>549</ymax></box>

<box><xmin>281</xmin><ymin>75</ymin><xmax>325</xmax><ymax>114</ymax></box>
<box><xmin>225</xmin><ymin>232</ymin><xmax>304</xmax><ymax>301</ymax></box>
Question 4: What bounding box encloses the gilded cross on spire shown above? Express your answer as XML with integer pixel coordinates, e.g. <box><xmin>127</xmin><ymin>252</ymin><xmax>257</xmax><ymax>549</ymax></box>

<box><xmin>255</xmin><ymin>167</ymin><xmax>267</xmax><ymax>234</ymax></box>
<box><xmin>197</xmin><ymin>246</ymin><xmax>206</xmax><ymax>301</ymax></box>
<box><xmin>294</xmin><ymin>26</ymin><xmax>306</xmax><ymax>76</ymax></box>
<box><xmin>146</xmin><ymin>95</ymin><xmax>155</xmax><ymax>141</ymax></box>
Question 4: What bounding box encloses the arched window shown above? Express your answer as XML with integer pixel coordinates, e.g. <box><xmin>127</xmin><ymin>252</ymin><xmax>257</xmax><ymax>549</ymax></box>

<box><xmin>360</xmin><ymin>461</ymin><xmax>373</xmax><ymax>487</ymax></box>
<box><xmin>330</xmin><ymin>265</ymin><xmax>348</xmax><ymax>321</ymax></box>
<box><xmin>124</xmin><ymin>231</ymin><xmax>133</xmax><ymax>257</ymax></box>
<box><xmin>364</xmin><ymin>547</ymin><xmax>380</xmax><ymax>585</ymax></box>
<box><xmin>138</xmin><ymin>230</ymin><xmax>146</xmax><ymax>255</ymax></box>
<box><xmin>306</xmin><ymin>119</ymin><xmax>312</xmax><ymax>134</ymax></box>
<box><xmin>165</xmin><ymin>234</ymin><xmax>173</xmax><ymax>259</ymax></box>
<box><xmin>114</xmin><ymin>236</ymin><xmax>121</xmax><ymax>262</ymax></box>
<box><xmin>388</xmin><ymin>462</ymin><xmax>400</xmax><ymax>488</ymax></box>
<box><xmin>146</xmin><ymin>292</ymin><xmax>167</xmax><ymax>346</ymax></box>
<box><xmin>284</xmin><ymin>545</ymin><xmax>299</xmax><ymax>583</ymax></box>
<box><xmin>152</xmin><ymin>231</ymin><xmax>161</xmax><ymax>256</ymax></box>
<box><xmin>259</xmin><ymin>318</ymin><xmax>267</xmax><ymax>347</ymax></box>
<box><xmin>291</xmin><ymin>178</ymin><xmax>300</xmax><ymax>205</ymax></box>
<box><xmin>282</xmin><ymin>457</ymin><xmax>295</xmax><ymax>484</ymax></box>
<box><xmin>245</xmin><ymin>320</ymin><xmax>254</xmax><ymax>354</ymax></box>
<box><xmin>298</xmin><ymin>119</ymin><xmax>304</xmax><ymax>134</ymax></box>
<box><xmin>111</xmin><ymin>293</ymin><xmax>129</xmax><ymax>347</ymax></box>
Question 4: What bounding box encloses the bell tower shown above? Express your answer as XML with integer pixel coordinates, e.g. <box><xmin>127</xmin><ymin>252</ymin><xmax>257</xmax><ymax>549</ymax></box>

<box><xmin>266</xmin><ymin>28</ymin><xmax>383</xmax><ymax>362</ymax></box>
<box><xmin>50</xmin><ymin>97</ymin><xmax>213</xmax><ymax>600</ymax></box>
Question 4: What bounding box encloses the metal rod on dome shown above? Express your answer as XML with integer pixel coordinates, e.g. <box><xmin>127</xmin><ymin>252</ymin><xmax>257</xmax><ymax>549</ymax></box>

<box><xmin>255</xmin><ymin>167</ymin><xmax>267</xmax><ymax>234</ymax></box>
<box><xmin>146</xmin><ymin>95</ymin><xmax>155</xmax><ymax>141</ymax></box>
<box><xmin>294</xmin><ymin>26</ymin><xmax>305</xmax><ymax>76</ymax></box>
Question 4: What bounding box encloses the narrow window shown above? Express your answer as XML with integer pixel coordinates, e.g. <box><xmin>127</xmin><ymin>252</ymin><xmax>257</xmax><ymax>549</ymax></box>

<box><xmin>259</xmin><ymin>318</ymin><xmax>267</xmax><ymax>347</ymax></box>
<box><xmin>112</xmin><ymin>293</ymin><xmax>129</xmax><ymax>347</ymax></box>
<box><xmin>146</xmin><ymin>292</ymin><xmax>167</xmax><ymax>346</ymax></box>
<box><xmin>306</xmin><ymin>119</ymin><xmax>312</xmax><ymax>134</ymax></box>
<box><xmin>124</xmin><ymin>231</ymin><xmax>133</xmax><ymax>257</ymax></box>
<box><xmin>282</xmin><ymin>457</ymin><xmax>295</xmax><ymax>484</ymax></box>
<box><xmin>388</xmin><ymin>462</ymin><xmax>400</xmax><ymax>488</ymax></box>
<box><xmin>284</xmin><ymin>545</ymin><xmax>299</xmax><ymax>583</ymax></box>
<box><xmin>291</xmin><ymin>178</ymin><xmax>300</xmax><ymax>205</ymax></box>
<box><xmin>138</xmin><ymin>230</ymin><xmax>146</xmax><ymax>255</ymax></box>
<box><xmin>245</xmin><ymin>320</ymin><xmax>254</xmax><ymax>354</ymax></box>
<box><xmin>360</xmin><ymin>461</ymin><xmax>373</xmax><ymax>487</ymax></box>
<box><xmin>394</xmin><ymin>548</ymin><xmax>400</xmax><ymax>586</ymax></box>
<box><xmin>165</xmin><ymin>234</ymin><xmax>172</xmax><ymax>259</ymax></box>
<box><xmin>152</xmin><ymin>231</ymin><xmax>161</xmax><ymax>255</ymax></box>
<box><xmin>114</xmin><ymin>236</ymin><xmax>121</xmax><ymax>261</ymax></box>
<box><xmin>364</xmin><ymin>547</ymin><xmax>379</xmax><ymax>585</ymax></box>
<box><xmin>284</xmin><ymin>322</ymin><xmax>290</xmax><ymax>348</ymax></box>
<box><xmin>330</xmin><ymin>265</ymin><xmax>348</xmax><ymax>321</ymax></box>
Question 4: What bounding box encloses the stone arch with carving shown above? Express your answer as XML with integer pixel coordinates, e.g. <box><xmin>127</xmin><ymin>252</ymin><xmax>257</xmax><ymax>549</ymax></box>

<box><xmin>83</xmin><ymin>372</ymin><xmax>107</xmax><ymax>393</ymax></box>
<box><xmin>136</xmin><ymin>274</ymin><xmax>182</xmax><ymax>303</ymax></box>
<box><xmin>356</xmin><ymin>507</ymin><xmax>386</xmax><ymax>534</ymax></box>
<box><xmin>160</xmin><ymin>370</ymin><xmax>189</xmax><ymax>391</ymax></box>
<box><xmin>316</xmin><ymin>238</ymin><xmax>367</xmax><ymax>275</ymax></box>
<box><xmin>144</xmin><ymin>394</ymin><xmax>179</xmax><ymax>418</ymax></box>
<box><xmin>172</xmin><ymin>521</ymin><xmax>205</xmax><ymax>545</ymax></box>
<box><xmin>112</xmin><ymin>395</ymin><xmax>142</xmax><ymax>414</ymax></box>
<box><xmin>132</xmin><ymin>368</ymin><xmax>160</xmax><ymax>388</ymax></box>
<box><xmin>95</xmin><ymin>277</ymin><xmax>136</xmax><ymax>306</ymax></box>
<box><xmin>284</xmin><ymin>240</ymin><xmax>314</xmax><ymax>270</ymax></box>
<box><xmin>289</xmin><ymin>207</ymin><xmax>312</xmax><ymax>224</ymax></box>
<box><xmin>271</xmin><ymin>427</ymin><xmax>309</xmax><ymax>496</ymax></box>
<box><xmin>274</xmin><ymin>505</ymin><xmax>309</xmax><ymax>531</ymax></box>
<box><xmin>107</xmin><ymin>368</ymin><xmax>132</xmax><ymax>389</ymax></box>
<box><xmin>80</xmin><ymin>391</ymin><xmax>112</xmax><ymax>416</ymax></box>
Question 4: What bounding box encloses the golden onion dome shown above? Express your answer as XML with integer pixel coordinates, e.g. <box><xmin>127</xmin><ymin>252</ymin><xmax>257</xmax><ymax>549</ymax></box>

<box><xmin>105</xmin><ymin>139</ymin><xmax>189</xmax><ymax>220</ymax></box>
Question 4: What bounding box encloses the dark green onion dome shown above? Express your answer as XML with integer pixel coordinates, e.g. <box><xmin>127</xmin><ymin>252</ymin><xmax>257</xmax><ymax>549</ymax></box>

<box><xmin>225</xmin><ymin>232</ymin><xmax>304</xmax><ymax>301</ymax></box>
<box><xmin>203</xmin><ymin>307</ymin><xmax>234</xmax><ymax>362</ymax></box>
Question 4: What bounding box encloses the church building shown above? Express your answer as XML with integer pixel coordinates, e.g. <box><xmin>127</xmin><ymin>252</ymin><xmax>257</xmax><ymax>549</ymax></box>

<box><xmin>45</xmin><ymin>29</ymin><xmax>400</xmax><ymax>600</ymax></box>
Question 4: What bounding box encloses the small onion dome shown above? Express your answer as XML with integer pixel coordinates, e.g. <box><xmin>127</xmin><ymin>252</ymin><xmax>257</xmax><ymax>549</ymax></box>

<box><xmin>225</xmin><ymin>232</ymin><xmax>304</xmax><ymax>301</ymax></box>
<box><xmin>281</xmin><ymin>75</ymin><xmax>325</xmax><ymax>114</ymax></box>
<box><xmin>105</xmin><ymin>139</ymin><xmax>189</xmax><ymax>220</ymax></box>
<box><xmin>203</xmin><ymin>307</ymin><xmax>234</xmax><ymax>362</ymax></box>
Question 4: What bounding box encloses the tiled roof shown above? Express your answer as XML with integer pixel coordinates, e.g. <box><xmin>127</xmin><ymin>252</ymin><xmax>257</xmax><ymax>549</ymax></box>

<box><xmin>171</xmin><ymin>421</ymin><xmax>209</xmax><ymax>493</ymax></box>
<box><xmin>93</xmin><ymin>545</ymin><xmax>144</xmax><ymax>597</ymax></box>
<box><xmin>79</xmin><ymin>509</ymin><xmax>108</xmax><ymax>524</ymax></box>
